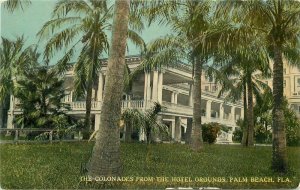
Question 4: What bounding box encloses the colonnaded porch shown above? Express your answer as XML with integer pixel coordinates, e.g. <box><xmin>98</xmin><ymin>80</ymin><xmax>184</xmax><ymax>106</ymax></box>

<box><xmin>6</xmin><ymin>56</ymin><xmax>243</xmax><ymax>143</ymax></box>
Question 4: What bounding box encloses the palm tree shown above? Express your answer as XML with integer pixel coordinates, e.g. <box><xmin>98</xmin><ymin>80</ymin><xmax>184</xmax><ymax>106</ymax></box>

<box><xmin>87</xmin><ymin>0</ymin><xmax>130</xmax><ymax>177</ymax></box>
<box><xmin>38</xmin><ymin>0</ymin><xmax>144</xmax><ymax>130</ymax></box>
<box><xmin>138</xmin><ymin>0</ymin><xmax>218</xmax><ymax>151</ymax></box>
<box><xmin>214</xmin><ymin>0</ymin><xmax>300</xmax><ymax>173</ymax></box>
<box><xmin>14</xmin><ymin>67</ymin><xmax>70</xmax><ymax>129</ymax></box>
<box><xmin>122</xmin><ymin>103</ymin><xmax>168</xmax><ymax>144</ymax></box>
<box><xmin>0</xmin><ymin>36</ymin><xmax>38</xmax><ymax>128</ymax></box>
<box><xmin>3</xmin><ymin>0</ymin><xmax>31</xmax><ymax>12</ymax></box>
<box><xmin>209</xmin><ymin>46</ymin><xmax>271</xmax><ymax>146</ymax></box>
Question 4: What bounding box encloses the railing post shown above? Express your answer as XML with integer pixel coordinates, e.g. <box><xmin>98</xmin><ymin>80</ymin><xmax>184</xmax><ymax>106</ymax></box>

<box><xmin>14</xmin><ymin>129</ymin><xmax>18</xmax><ymax>142</ymax></box>
<box><xmin>49</xmin><ymin>130</ymin><xmax>53</xmax><ymax>143</ymax></box>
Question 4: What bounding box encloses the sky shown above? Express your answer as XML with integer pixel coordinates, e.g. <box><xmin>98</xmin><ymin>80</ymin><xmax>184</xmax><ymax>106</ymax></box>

<box><xmin>0</xmin><ymin>0</ymin><xmax>171</xmax><ymax>65</ymax></box>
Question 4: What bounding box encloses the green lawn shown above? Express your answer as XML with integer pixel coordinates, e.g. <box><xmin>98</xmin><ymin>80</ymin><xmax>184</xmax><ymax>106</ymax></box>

<box><xmin>0</xmin><ymin>142</ymin><xmax>299</xmax><ymax>189</ymax></box>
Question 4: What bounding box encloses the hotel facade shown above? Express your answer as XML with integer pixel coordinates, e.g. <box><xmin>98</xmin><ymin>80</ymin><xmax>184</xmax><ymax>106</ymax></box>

<box><xmin>4</xmin><ymin>56</ymin><xmax>300</xmax><ymax>142</ymax></box>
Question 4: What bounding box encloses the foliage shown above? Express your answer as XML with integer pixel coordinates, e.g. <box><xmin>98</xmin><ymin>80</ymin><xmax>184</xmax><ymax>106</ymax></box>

<box><xmin>122</xmin><ymin>102</ymin><xmax>169</xmax><ymax>144</ymax></box>
<box><xmin>284</xmin><ymin>108</ymin><xmax>300</xmax><ymax>146</ymax></box>
<box><xmin>1</xmin><ymin>142</ymin><xmax>300</xmax><ymax>189</ymax></box>
<box><xmin>0</xmin><ymin>36</ymin><xmax>38</xmax><ymax>103</ymax></box>
<box><xmin>254</xmin><ymin>91</ymin><xmax>300</xmax><ymax>146</ymax></box>
<box><xmin>14</xmin><ymin>67</ymin><xmax>72</xmax><ymax>129</ymax></box>
<box><xmin>233</xmin><ymin>128</ymin><xmax>243</xmax><ymax>143</ymax></box>
<box><xmin>254</xmin><ymin>124</ymin><xmax>272</xmax><ymax>144</ymax></box>
<box><xmin>201</xmin><ymin>122</ymin><xmax>221</xmax><ymax>144</ymax></box>
<box><xmin>2</xmin><ymin>0</ymin><xmax>31</xmax><ymax>12</ymax></box>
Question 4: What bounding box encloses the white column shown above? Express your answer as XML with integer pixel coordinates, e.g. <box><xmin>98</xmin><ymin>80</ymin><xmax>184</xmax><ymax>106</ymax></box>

<box><xmin>70</xmin><ymin>91</ymin><xmax>73</xmax><ymax>102</ymax></box>
<box><xmin>206</xmin><ymin>100</ymin><xmax>212</xmax><ymax>119</ymax></box>
<box><xmin>220</xmin><ymin>104</ymin><xmax>224</xmax><ymax>120</ymax></box>
<box><xmin>94</xmin><ymin>114</ymin><xmax>101</xmax><ymax>131</ymax></box>
<box><xmin>139</xmin><ymin>127</ymin><xmax>146</xmax><ymax>141</ymax></box>
<box><xmin>7</xmin><ymin>95</ymin><xmax>14</xmax><ymax>129</ymax></box>
<box><xmin>171</xmin><ymin>92</ymin><xmax>175</xmax><ymax>103</ymax></box>
<box><xmin>157</xmin><ymin>71</ymin><xmax>163</xmax><ymax>104</ymax></box>
<box><xmin>171</xmin><ymin>92</ymin><xmax>178</xmax><ymax>104</ymax></box>
<box><xmin>147</xmin><ymin>73</ymin><xmax>151</xmax><ymax>101</ymax></box>
<box><xmin>144</xmin><ymin>72</ymin><xmax>151</xmax><ymax>109</ymax></box>
<box><xmin>144</xmin><ymin>72</ymin><xmax>149</xmax><ymax>100</ymax></box>
<box><xmin>171</xmin><ymin>120</ymin><xmax>175</xmax><ymax>139</ymax></box>
<box><xmin>152</xmin><ymin>70</ymin><xmax>159</xmax><ymax>101</ymax></box>
<box><xmin>188</xmin><ymin>84</ymin><xmax>193</xmax><ymax>106</ymax></box>
<box><xmin>175</xmin><ymin>116</ymin><xmax>181</xmax><ymax>142</ymax></box>
<box><xmin>231</xmin><ymin>106</ymin><xmax>236</xmax><ymax>122</ymax></box>
<box><xmin>97</xmin><ymin>73</ymin><xmax>104</xmax><ymax>101</ymax></box>
<box><xmin>241</xmin><ymin>108</ymin><xmax>244</xmax><ymax>120</ymax></box>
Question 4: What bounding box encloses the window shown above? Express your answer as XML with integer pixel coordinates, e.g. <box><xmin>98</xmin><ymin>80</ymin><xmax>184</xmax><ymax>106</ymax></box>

<box><xmin>284</xmin><ymin>68</ymin><xmax>287</xmax><ymax>75</ymax></box>
<box><xmin>299</xmin><ymin>106</ymin><xmax>300</xmax><ymax>113</ymax></box>
<box><xmin>205</xmin><ymin>86</ymin><xmax>209</xmax><ymax>91</ymax></box>
<box><xmin>297</xmin><ymin>78</ymin><xmax>300</xmax><ymax>87</ymax></box>
<box><xmin>284</xmin><ymin>80</ymin><xmax>286</xmax><ymax>88</ymax></box>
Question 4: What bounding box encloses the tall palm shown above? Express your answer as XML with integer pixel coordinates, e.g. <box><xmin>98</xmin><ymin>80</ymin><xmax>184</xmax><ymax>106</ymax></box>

<box><xmin>37</xmin><ymin>0</ymin><xmax>112</xmax><ymax>129</ymax></box>
<box><xmin>0</xmin><ymin>36</ymin><xmax>38</xmax><ymax>128</ymax></box>
<box><xmin>215</xmin><ymin>0</ymin><xmax>300</xmax><ymax>173</ymax></box>
<box><xmin>88</xmin><ymin>0</ymin><xmax>130</xmax><ymax>177</ymax></box>
<box><xmin>139</xmin><ymin>0</ymin><xmax>217</xmax><ymax>151</ymax></box>
<box><xmin>38</xmin><ymin>0</ymin><xmax>144</xmax><ymax>129</ymax></box>
<box><xmin>210</xmin><ymin>46</ymin><xmax>271</xmax><ymax>146</ymax></box>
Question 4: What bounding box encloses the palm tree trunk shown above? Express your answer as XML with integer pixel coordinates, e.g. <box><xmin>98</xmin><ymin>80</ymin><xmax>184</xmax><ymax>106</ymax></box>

<box><xmin>241</xmin><ymin>82</ymin><xmax>248</xmax><ymax>146</ymax></box>
<box><xmin>85</xmin><ymin>80</ymin><xmax>93</xmax><ymax>129</ymax></box>
<box><xmin>88</xmin><ymin>0</ymin><xmax>130</xmax><ymax>176</ymax></box>
<box><xmin>190</xmin><ymin>56</ymin><xmax>204</xmax><ymax>151</ymax></box>
<box><xmin>185</xmin><ymin>118</ymin><xmax>192</xmax><ymax>144</ymax></box>
<box><xmin>272</xmin><ymin>44</ymin><xmax>288</xmax><ymax>172</ymax></box>
<box><xmin>246</xmin><ymin>75</ymin><xmax>254</xmax><ymax>146</ymax></box>
<box><xmin>125</xmin><ymin>121</ymin><xmax>132</xmax><ymax>142</ymax></box>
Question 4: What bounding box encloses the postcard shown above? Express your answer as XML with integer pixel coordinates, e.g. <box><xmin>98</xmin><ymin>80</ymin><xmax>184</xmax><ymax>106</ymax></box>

<box><xmin>0</xmin><ymin>0</ymin><xmax>300</xmax><ymax>189</ymax></box>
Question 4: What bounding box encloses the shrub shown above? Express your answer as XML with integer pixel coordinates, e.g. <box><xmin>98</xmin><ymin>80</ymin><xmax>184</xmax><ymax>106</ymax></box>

<box><xmin>233</xmin><ymin>128</ymin><xmax>243</xmax><ymax>142</ymax></box>
<box><xmin>202</xmin><ymin>122</ymin><xmax>220</xmax><ymax>144</ymax></box>
<box><xmin>254</xmin><ymin>125</ymin><xmax>272</xmax><ymax>144</ymax></box>
<box><xmin>285</xmin><ymin>109</ymin><xmax>300</xmax><ymax>146</ymax></box>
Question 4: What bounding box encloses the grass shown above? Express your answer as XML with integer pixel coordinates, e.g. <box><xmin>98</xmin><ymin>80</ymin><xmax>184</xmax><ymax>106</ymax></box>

<box><xmin>0</xmin><ymin>142</ymin><xmax>299</xmax><ymax>189</ymax></box>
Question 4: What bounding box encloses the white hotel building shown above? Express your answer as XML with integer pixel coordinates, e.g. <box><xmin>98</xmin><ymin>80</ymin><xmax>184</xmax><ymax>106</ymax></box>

<box><xmin>6</xmin><ymin>56</ymin><xmax>245</xmax><ymax>142</ymax></box>
<box><xmin>5</xmin><ymin>57</ymin><xmax>300</xmax><ymax>142</ymax></box>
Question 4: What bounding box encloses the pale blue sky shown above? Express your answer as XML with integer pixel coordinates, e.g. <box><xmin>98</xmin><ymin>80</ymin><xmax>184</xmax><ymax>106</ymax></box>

<box><xmin>1</xmin><ymin>0</ymin><xmax>170</xmax><ymax>64</ymax></box>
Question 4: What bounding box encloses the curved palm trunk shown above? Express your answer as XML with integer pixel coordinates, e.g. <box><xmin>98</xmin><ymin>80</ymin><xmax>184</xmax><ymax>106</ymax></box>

<box><xmin>85</xmin><ymin>80</ymin><xmax>93</xmax><ymax>129</ymax></box>
<box><xmin>272</xmin><ymin>45</ymin><xmax>288</xmax><ymax>172</ymax></box>
<box><xmin>190</xmin><ymin>56</ymin><xmax>204</xmax><ymax>151</ymax></box>
<box><xmin>241</xmin><ymin>82</ymin><xmax>248</xmax><ymax>146</ymax></box>
<box><xmin>246</xmin><ymin>75</ymin><xmax>254</xmax><ymax>146</ymax></box>
<box><xmin>88</xmin><ymin>0</ymin><xmax>130</xmax><ymax>176</ymax></box>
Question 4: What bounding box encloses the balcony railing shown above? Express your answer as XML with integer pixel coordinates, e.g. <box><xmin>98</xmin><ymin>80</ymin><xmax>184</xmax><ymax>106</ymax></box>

<box><xmin>69</xmin><ymin>101</ymin><xmax>102</xmax><ymax>111</ymax></box>
<box><xmin>11</xmin><ymin>99</ymin><xmax>239</xmax><ymax>126</ymax></box>
<box><xmin>162</xmin><ymin>101</ymin><xmax>193</xmax><ymax>116</ymax></box>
